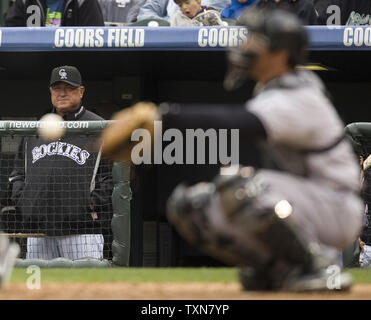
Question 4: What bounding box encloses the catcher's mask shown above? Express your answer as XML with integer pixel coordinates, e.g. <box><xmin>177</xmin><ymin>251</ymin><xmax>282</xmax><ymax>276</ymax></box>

<box><xmin>224</xmin><ymin>8</ymin><xmax>308</xmax><ymax>91</ymax></box>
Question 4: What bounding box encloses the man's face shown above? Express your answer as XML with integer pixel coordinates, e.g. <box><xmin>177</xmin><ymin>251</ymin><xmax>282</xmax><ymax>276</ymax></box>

<box><xmin>50</xmin><ymin>82</ymin><xmax>85</xmax><ymax>116</ymax></box>
<box><xmin>178</xmin><ymin>0</ymin><xmax>202</xmax><ymax>18</ymax></box>
<box><xmin>239</xmin><ymin>33</ymin><xmax>269</xmax><ymax>79</ymax></box>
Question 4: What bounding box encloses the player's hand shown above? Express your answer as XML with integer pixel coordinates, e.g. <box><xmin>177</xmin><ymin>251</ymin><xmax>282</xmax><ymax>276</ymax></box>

<box><xmin>100</xmin><ymin>102</ymin><xmax>160</xmax><ymax>162</ymax></box>
<box><xmin>0</xmin><ymin>204</ymin><xmax>17</xmax><ymax>215</ymax></box>
<box><xmin>359</xmin><ymin>238</ymin><xmax>365</xmax><ymax>253</ymax></box>
<box><xmin>89</xmin><ymin>204</ymin><xmax>98</xmax><ymax>220</ymax></box>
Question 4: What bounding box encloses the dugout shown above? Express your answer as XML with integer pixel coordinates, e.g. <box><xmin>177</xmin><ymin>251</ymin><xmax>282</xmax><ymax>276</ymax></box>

<box><xmin>0</xmin><ymin>26</ymin><xmax>370</xmax><ymax>266</ymax></box>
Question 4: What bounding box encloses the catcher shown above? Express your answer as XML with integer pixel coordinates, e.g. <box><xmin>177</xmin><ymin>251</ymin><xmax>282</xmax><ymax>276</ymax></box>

<box><xmin>101</xmin><ymin>8</ymin><xmax>363</xmax><ymax>291</ymax></box>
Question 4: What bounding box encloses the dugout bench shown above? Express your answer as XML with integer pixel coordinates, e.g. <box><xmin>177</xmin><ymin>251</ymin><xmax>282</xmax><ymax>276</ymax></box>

<box><xmin>0</xmin><ymin>26</ymin><xmax>370</xmax><ymax>267</ymax></box>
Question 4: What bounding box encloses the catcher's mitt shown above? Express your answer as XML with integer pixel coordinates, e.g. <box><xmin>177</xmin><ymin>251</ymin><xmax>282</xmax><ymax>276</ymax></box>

<box><xmin>100</xmin><ymin>102</ymin><xmax>160</xmax><ymax>162</ymax></box>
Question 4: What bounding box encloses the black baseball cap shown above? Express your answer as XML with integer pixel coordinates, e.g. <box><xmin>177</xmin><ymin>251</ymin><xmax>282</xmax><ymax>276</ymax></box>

<box><xmin>50</xmin><ymin>65</ymin><xmax>82</xmax><ymax>87</ymax></box>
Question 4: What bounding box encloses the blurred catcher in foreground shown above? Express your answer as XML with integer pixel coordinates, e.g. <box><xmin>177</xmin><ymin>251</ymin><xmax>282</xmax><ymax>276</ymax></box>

<box><xmin>0</xmin><ymin>233</ymin><xmax>19</xmax><ymax>288</ymax></box>
<box><xmin>101</xmin><ymin>8</ymin><xmax>363</xmax><ymax>292</ymax></box>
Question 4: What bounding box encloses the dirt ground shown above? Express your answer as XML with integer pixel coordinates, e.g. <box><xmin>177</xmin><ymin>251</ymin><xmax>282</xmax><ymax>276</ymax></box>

<box><xmin>1</xmin><ymin>282</ymin><xmax>371</xmax><ymax>300</ymax></box>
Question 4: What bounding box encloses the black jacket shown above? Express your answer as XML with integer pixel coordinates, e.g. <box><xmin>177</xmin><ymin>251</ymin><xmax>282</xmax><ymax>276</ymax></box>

<box><xmin>313</xmin><ymin>0</ymin><xmax>338</xmax><ymax>25</ymax></box>
<box><xmin>341</xmin><ymin>0</ymin><xmax>371</xmax><ymax>25</ymax></box>
<box><xmin>5</xmin><ymin>0</ymin><xmax>104</xmax><ymax>27</ymax></box>
<box><xmin>8</xmin><ymin>106</ymin><xmax>113</xmax><ymax>236</ymax></box>
<box><xmin>315</xmin><ymin>0</ymin><xmax>371</xmax><ymax>25</ymax></box>
<box><xmin>255</xmin><ymin>0</ymin><xmax>319</xmax><ymax>25</ymax></box>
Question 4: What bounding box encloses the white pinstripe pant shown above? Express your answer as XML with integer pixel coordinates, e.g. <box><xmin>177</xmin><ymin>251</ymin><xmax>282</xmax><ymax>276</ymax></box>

<box><xmin>26</xmin><ymin>234</ymin><xmax>104</xmax><ymax>260</ymax></box>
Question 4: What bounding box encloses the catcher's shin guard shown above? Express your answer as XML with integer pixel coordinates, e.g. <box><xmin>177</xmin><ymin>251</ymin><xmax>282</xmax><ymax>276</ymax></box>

<box><xmin>167</xmin><ymin>167</ymin><xmax>316</xmax><ymax>290</ymax></box>
<box><xmin>167</xmin><ymin>182</ymin><xmax>271</xmax><ymax>267</ymax></box>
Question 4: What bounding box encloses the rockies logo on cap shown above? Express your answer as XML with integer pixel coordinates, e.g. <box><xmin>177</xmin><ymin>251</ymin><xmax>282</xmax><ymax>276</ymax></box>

<box><xmin>59</xmin><ymin>69</ymin><xmax>68</xmax><ymax>80</ymax></box>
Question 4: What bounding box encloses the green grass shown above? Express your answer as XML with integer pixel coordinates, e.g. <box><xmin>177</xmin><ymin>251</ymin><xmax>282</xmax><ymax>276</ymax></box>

<box><xmin>9</xmin><ymin>267</ymin><xmax>238</xmax><ymax>284</ymax></box>
<box><xmin>9</xmin><ymin>267</ymin><xmax>371</xmax><ymax>285</ymax></box>
<box><xmin>346</xmin><ymin>268</ymin><xmax>371</xmax><ymax>284</ymax></box>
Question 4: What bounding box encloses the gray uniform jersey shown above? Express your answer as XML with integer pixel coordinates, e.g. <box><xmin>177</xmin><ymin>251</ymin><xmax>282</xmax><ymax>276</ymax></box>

<box><xmin>247</xmin><ymin>70</ymin><xmax>360</xmax><ymax>193</ymax></box>
<box><xmin>244</xmin><ymin>70</ymin><xmax>363</xmax><ymax>250</ymax></box>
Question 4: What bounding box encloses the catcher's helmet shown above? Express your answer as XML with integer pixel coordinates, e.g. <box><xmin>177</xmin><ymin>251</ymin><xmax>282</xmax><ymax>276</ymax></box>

<box><xmin>224</xmin><ymin>8</ymin><xmax>308</xmax><ymax>91</ymax></box>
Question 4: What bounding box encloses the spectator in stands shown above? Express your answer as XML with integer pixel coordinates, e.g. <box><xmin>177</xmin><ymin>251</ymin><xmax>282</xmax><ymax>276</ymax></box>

<box><xmin>338</xmin><ymin>0</ymin><xmax>371</xmax><ymax>25</ymax></box>
<box><xmin>98</xmin><ymin>0</ymin><xmax>146</xmax><ymax>24</ymax></box>
<box><xmin>254</xmin><ymin>0</ymin><xmax>319</xmax><ymax>25</ymax></box>
<box><xmin>7</xmin><ymin>66</ymin><xmax>113</xmax><ymax>260</ymax></box>
<box><xmin>315</xmin><ymin>0</ymin><xmax>371</xmax><ymax>25</ymax></box>
<box><xmin>137</xmin><ymin>0</ymin><xmax>231</xmax><ymax>22</ymax></box>
<box><xmin>171</xmin><ymin>0</ymin><xmax>224</xmax><ymax>26</ymax></box>
<box><xmin>221</xmin><ymin>0</ymin><xmax>258</xmax><ymax>20</ymax></box>
<box><xmin>5</xmin><ymin>0</ymin><xmax>104</xmax><ymax>27</ymax></box>
<box><xmin>313</xmin><ymin>0</ymin><xmax>338</xmax><ymax>25</ymax></box>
